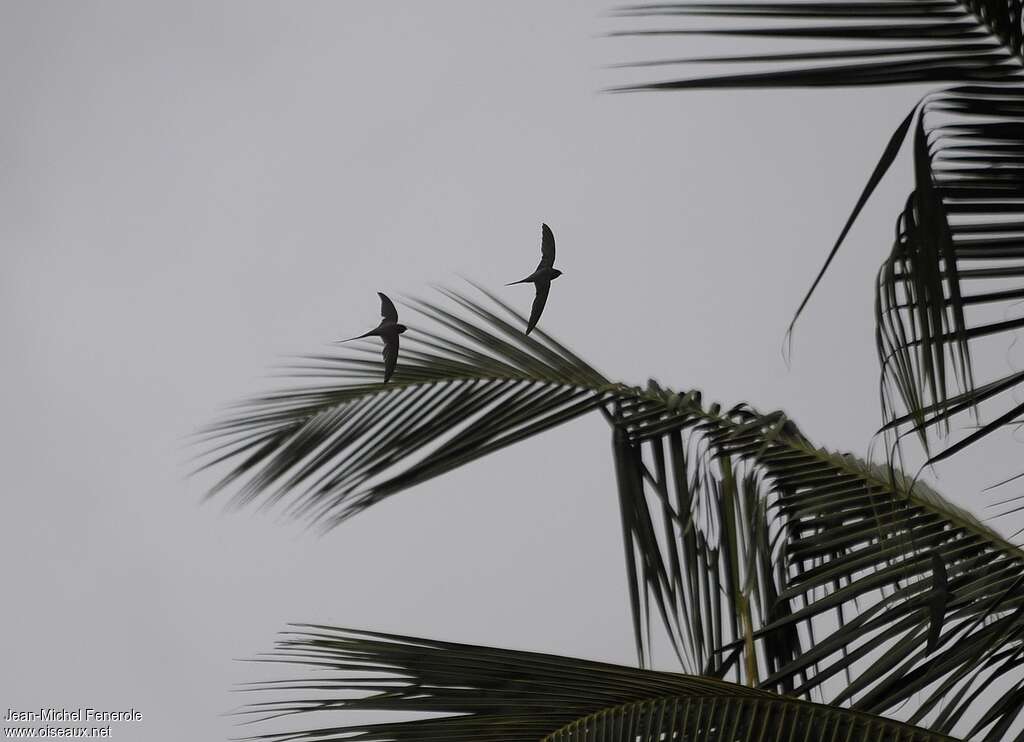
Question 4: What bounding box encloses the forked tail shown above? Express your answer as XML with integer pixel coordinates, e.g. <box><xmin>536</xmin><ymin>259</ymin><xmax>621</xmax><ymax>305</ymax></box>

<box><xmin>336</xmin><ymin>330</ymin><xmax>375</xmax><ymax>343</ymax></box>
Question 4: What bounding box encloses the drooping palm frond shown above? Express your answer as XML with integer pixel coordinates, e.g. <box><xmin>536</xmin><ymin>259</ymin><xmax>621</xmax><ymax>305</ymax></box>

<box><xmin>608</xmin><ymin>0</ymin><xmax>1023</xmax><ymax>91</ymax></box>
<box><xmin>876</xmin><ymin>85</ymin><xmax>1024</xmax><ymax>462</ymax></box>
<box><xmin>237</xmin><ymin>626</ymin><xmax>956</xmax><ymax>742</ymax></box>
<box><xmin>610</xmin><ymin>383</ymin><xmax>1024</xmax><ymax>739</ymax></box>
<box><xmin>195</xmin><ymin>286</ymin><xmax>610</xmax><ymax>529</ymax></box>
<box><xmin>608</xmin><ymin>396</ymin><xmax>806</xmax><ymax>682</ymax></box>
<box><xmin>607</xmin><ymin>0</ymin><xmax>1024</xmax><ymax>461</ymax></box>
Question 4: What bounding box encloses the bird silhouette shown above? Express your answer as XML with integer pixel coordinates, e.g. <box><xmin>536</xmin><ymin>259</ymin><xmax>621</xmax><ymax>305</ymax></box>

<box><xmin>339</xmin><ymin>292</ymin><xmax>407</xmax><ymax>383</ymax></box>
<box><xmin>506</xmin><ymin>223</ymin><xmax>563</xmax><ymax>335</ymax></box>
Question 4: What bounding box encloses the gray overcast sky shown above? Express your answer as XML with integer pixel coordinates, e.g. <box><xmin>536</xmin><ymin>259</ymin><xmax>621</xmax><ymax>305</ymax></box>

<box><xmin>3</xmin><ymin>2</ymin><xmax>1022</xmax><ymax>740</ymax></box>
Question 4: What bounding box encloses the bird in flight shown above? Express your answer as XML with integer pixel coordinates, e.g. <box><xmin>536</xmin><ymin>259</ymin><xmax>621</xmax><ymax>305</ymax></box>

<box><xmin>339</xmin><ymin>292</ymin><xmax>407</xmax><ymax>383</ymax></box>
<box><xmin>506</xmin><ymin>223</ymin><xmax>563</xmax><ymax>335</ymax></box>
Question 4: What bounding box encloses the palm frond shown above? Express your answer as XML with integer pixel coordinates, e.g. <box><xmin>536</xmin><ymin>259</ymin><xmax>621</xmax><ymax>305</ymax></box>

<box><xmin>610</xmin><ymin>383</ymin><xmax>1024</xmax><ymax>738</ymax></box>
<box><xmin>195</xmin><ymin>286</ymin><xmax>609</xmax><ymax>529</ymax></box>
<box><xmin>608</xmin><ymin>0</ymin><xmax>1023</xmax><ymax>91</ymax></box>
<box><xmin>608</xmin><ymin>4</ymin><xmax>1024</xmax><ymax>461</ymax></box>
<box><xmin>875</xmin><ymin>85</ymin><xmax>1024</xmax><ymax>462</ymax></box>
<box><xmin>237</xmin><ymin>626</ymin><xmax>956</xmax><ymax>742</ymax></box>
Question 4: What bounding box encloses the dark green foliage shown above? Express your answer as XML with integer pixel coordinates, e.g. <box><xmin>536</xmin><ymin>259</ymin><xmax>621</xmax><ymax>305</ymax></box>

<box><xmin>195</xmin><ymin>286</ymin><xmax>608</xmax><ymax>530</ymax></box>
<box><xmin>610</xmin><ymin>378</ymin><xmax>1024</xmax><ymax>738</ymax></box>
<box><xmin>877</xmin><ymin>86</ymin><xmax>1024</xmax><ymax>463</ymax></box>
<box><xmin>205</xmin><ymin>290</ymin><xmax>1024</xmax><ymax>738</ymax></box>
<box><xmin>610</xmin><ymin>0</ymin><xmax>1024</xmax><ymax>462</ymax></box>
<box><xmin>609</xmin><ymin>1</ymin><xmax>1023</xmax><ymax>91</ymax></box>
<box><xmin>237</xmin><ymin>626</ymin><xmax>956</xmax><ymax>742</ymax></box>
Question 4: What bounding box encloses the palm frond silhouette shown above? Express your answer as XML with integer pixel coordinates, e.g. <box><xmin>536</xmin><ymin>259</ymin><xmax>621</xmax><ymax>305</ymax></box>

<box><xmin>611</xmin><ymin>2</ymin><xmax>1024</xmax><ymax>464</ymax></box>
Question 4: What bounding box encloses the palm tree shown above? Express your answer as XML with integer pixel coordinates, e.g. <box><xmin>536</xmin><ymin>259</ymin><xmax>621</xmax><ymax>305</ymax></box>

<box><xmin>197</xmin><ymin>5</ymin><xmax>1024</xmax><ymax>739</ymax></box>
<box><xmin>200</xmin><ymin>288</ymin><xmax>1024</xmax><ymax>741</ymax></box>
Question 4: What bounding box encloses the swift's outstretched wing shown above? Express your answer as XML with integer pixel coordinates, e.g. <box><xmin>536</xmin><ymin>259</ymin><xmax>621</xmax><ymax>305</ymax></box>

<box><xmin>378</xmin><ymin>292</ymin><xmax>399</xmax><ymax>323</ymax></box>
<box><xmin>382</xmin><ymin>335</ymin><xmax>399</xmax><ymax>383</ymax></box>
<box><xmin>537</xmin><ymin>223</ymin><xmax>555</xmax><ymax>270</ymax></box>
<box><xmin>526</xmin><ymin>281</ymin><xmax>550</xmax><ymax>335</ymax></box>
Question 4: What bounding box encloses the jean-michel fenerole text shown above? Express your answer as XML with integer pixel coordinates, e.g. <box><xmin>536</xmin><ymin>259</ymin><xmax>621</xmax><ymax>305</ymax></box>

<box><xmin>4</xmin><ymin>709</ymin><xmax>141</xmax><ymax>723</ymax></box>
